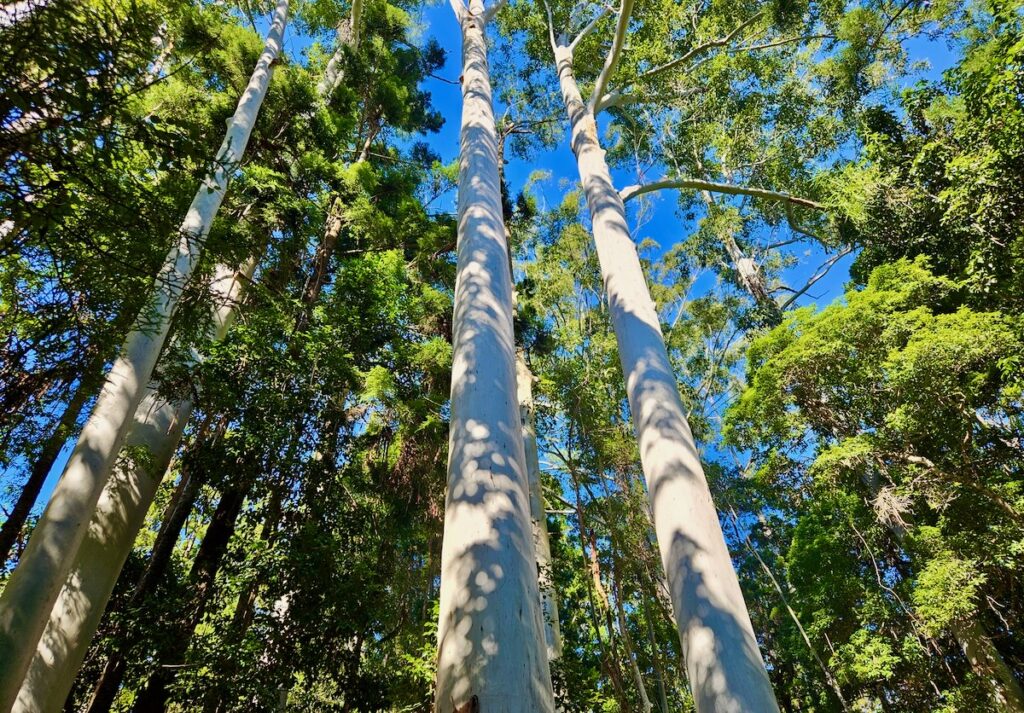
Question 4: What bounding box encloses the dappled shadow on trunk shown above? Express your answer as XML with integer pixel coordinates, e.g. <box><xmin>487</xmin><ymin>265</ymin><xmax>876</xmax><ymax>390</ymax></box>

<box><xmin>435</xmin><ymin>10</ymin><xmax>553</xmax><ymax>711</ymax></box>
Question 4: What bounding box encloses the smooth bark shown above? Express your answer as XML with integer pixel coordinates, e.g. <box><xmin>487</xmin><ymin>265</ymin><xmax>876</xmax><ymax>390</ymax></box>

<box><xmin>551</xmin><ymin>40</ymin><xmax>778</xmax><ymax>713</ymax></box>
<box><xmin>0</xmin><ymin>2</ymin><xmax>288</xmax><ymax>705</ymax></box>
<box><xmin>515</xmin><ymin>352</ymin><xmax>562</xmax><ymax>661</ymax></box>
<box><xmin>434</xmin><ymin>2</ymin><xmax>555</xmax><ymax>710</ymax></box>
<box><xmin>14</xmin><ymin>262</ymin><xmax>254</xmax><ymax>713</ymax></box>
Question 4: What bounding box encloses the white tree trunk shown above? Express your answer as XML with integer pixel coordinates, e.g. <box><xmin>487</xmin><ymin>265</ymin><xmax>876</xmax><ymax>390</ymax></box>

<box><xmin>515</xmin><ymin>352</ymin><xmax>562</xmax><ymax>661</ymax></box>
<box><xmin>13</xmin><ymin>262</ymin><xmax>254</xmax><ymax>713</ymax></box>
<box><xmin>553</xmin><ymin>44</ymin><xmax>778</xmax><ymax>713</ymax></box>
<box><xmin>434</xmin><ymin>2</ymin><xmax>555</xmax><ymax>711</ymax></box>
<box><xmin>0</xmin><ymin>2</ymin><xmax>287</xmax><ymax>705</ymax></box>
<box><xmin>317</xmin><ymin>0</ymin><xmax>362</xmax><ymax>98</ymax></box>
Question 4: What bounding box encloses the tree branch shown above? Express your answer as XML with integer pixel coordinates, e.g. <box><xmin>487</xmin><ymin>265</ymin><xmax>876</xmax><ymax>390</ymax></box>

<box><xmin>482</xmin><ymin>0</ymin><xmax>507</xmax><ymax>23</ymax></box>
<box><xmin>449</xmin><ymin>0</ymin><xmax>465</xmax><ymax>22</ymax></box>
<box><xmin>569</xmin><ymin>6</ymin><xmax>613</xmax><ymax>53</ymax></box>
<box><xmin>778</xmin><ymin>247</ymin><xmax>852</xmax><ymax>310</ymax></box>
<box><xmin>730</xmin><ymin>33</ymin><xmax>832</xmax><ymax>54</ymax></box>
<box><xmin>588</xmin><ymin>0</ymin><xmax>635</xmax><ymax>115</ymax></box>
<box><xmin>543</xmin><ymin>0</ymin><xmax>557</xmax><ymax>53</ymax></box>
<box><xmin>619</xmin><ymin>177</ymin><xmax>824</xmax><ymax>210</ymax></box>
<box><xmin>630</xmin><ymin>12</ymin><xmax>763</xmax><ymax>88</ymax></box>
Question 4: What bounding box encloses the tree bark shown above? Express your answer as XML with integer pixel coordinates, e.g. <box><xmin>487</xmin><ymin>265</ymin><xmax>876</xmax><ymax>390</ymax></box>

<box><xmin>14</xmin><ymin>261</ymin><xmax>254</xmax><ymax>713</ymax></box>
<box><xmin>433</xmin><ymin>2</ymin><xmax>555</xmax><ymax>711</ymax></box>
<box><xmin>551</xmin><ymin>40</ymin><xmax>778</xmax><ymax>713</ymax></box>
<box><xmin>0</xmin><ymin>2</ymin><xmax>287</xmax><ymax>705</ymax></box>
<box><xmin>958</xmin><ymin>619</ymin><xmax>1024</xmax><ymax>712</ymax></box>
<box><xmin>81</xmin><ymin>419</ymin><xmax>215</xmax><ymax>713</ymax></box>
<box><xmin>515</xmin><ymin>352</ymin><xmax>562</xmax><ymax>661</ymax></box>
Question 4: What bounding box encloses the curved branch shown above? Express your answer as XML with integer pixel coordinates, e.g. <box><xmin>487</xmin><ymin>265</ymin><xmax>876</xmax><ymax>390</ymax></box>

<box><xmin>619</xmin><ymin>177</ymin><xmax>824</xmax><ymax>210</ymax></box>
<box><xmin>482</xmin><ymin>0</ymin><xmax>507</xmax><ymax>23</ymax></box>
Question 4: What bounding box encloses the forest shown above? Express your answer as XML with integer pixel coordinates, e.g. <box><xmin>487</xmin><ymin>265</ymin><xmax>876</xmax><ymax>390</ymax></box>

<box><xmin>0</xmin><ymin>0</ymin><xmax>1022</xmax><ymax>710</ymax></box>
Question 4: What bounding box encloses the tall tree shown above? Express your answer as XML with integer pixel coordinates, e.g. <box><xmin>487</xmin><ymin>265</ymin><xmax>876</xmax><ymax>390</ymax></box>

<box><xmin>0</xmin><ymin>1</ymin><xmax>289</xmax><ymax>705</ymax></box>
<box><xmin>526</xmin><ymin>5</ymin><xmax>780</xmax><ymax>709</ymax></box>
<box><xmin>433</xmin><ymin>0</ymin><xmax>555</xmax><ymax>710</ymax></box>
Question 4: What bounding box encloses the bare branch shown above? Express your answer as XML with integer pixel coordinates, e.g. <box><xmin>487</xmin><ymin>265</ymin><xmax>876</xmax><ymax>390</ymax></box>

<box><xmin>483</xmin><ymin>0</ymin><xmax>507</xmax><ymax>23</ymax></box>
<box><xmin>619</xmin><ymin>177</ymin><xmax>825</xmax><ymax>210</ymax></box>
<box><xmin>630</xmin><ymin>12</ymin><xmax>763</xmax><ymax>88</ymax></box>
<box><xmin>588</xmin><ymin>0</ymin><xmax>635</xmax><ymax>115</ymax></box>
<box><xmin>779</xmin><ymin>247</ymin><xmax>853</xmax><ymax>310</ymax></box>
<box><xmin>569</xmin><ymin>6</ymin><xmax>613</xmax><ymax>52</ymax></box>
<box><xmin>730</xmin><ymin>33</ymin><xmax>832</xmax><ymax>54</ymax></box>
<box><xmin>449</xmin><ymin>0</ymin><xmax>466</xmax><ymax>22</ymax></box>
<box><xmin>543</xmin><ymin>0</ymin><xmax>557</xmax><ymax>53</ymax></box>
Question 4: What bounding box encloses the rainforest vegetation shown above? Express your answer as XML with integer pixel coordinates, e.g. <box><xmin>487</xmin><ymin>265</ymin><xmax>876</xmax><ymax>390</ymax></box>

<box><xmin>0</xmin><ymin>0</ymin><xmax>1022</xmax><ymax>710</ymax></box>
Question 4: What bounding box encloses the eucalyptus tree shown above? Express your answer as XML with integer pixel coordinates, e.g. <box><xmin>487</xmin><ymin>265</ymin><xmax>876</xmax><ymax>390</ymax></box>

<box><xmin>0</xmin><ymin>1</ymin><xmax>290</xmax><ymax>705</ymax></box>
<box><xmin>434</xmin><ymin>0</ymin><xmax>555</xmax><ymax>709</ymax></box>
<box><xmin>28</xmin><ymin>7</ymin><xmax>446</xmax><ymax>711</ymax></box>
<box><xmin>0</xmin><ymin>0</ymin><xmax>202</xmax><ymax>567</ymax></box>
<box><xmin>11</xmin><ymin>1</ymin><xmax>378</xmax><ymax>703</ymax></box>
<box><xmin>16</xmin><ymin>262</ymin><xmax>254</xmax><ymax>713</ymax></box>
<box><xmin>505</xmin><ymin>6</ymin><xmax>782</xmax><ymax>709</ymax></box>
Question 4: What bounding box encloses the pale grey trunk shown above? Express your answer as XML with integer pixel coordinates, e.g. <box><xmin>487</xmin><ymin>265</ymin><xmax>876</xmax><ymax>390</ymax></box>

<box><xmin>434</xmin><ymin>2</ymin><xmax>555</xmax><ymax>711</ymax></box>
<box><xmin>317</xmin><ymin>0</ymin><xmax>362</xmax><ymax>98</ymax></box>
<box><xmin>552</xmin><ymin>44</ymin><xmax>778</xmax><ymax>713</ymax></box>
<box><xmin>515</xmin><ymin>352</ymin><xmax>563</xmax><ymax>661</ymax></box>
<box><xmin>13</xmin><ymin>263</ymin><xmax>254</xmax><ymax>713</ymax></box>
<box><xmin>0</xmin><ymin>2</ymin><xmax>287</xmax><ymax>706</ymax></box>
<box><xmin>698</xmin><ymin>190</ymin><xmax>780</xmax><ymax>325</ymax></box>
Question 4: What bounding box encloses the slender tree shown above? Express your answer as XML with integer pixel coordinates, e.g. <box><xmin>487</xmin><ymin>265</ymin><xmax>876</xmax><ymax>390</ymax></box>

<box><xmin>536</xmin><ymin>4</ymin><xmax>780</xmax><ymax>710</ymax></box>
<box><xmin>14</xmin><ymin>261</ymin><xmax>254</xmax><ymax>713</ymax></box>
<box><xmin>434</xmin><ymin>0</ymin><xmax>555</xmax><ymax>709</ymax></box>
<box><xmin>0</xmin><ymin>1</ymin><xmax>289</xmax><ymax>705</ymax></box>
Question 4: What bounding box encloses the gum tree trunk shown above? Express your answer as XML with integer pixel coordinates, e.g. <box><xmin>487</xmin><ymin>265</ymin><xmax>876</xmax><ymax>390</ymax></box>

<box><xmin>433</xmin><ymin>1</ymin><xmax>555</xmax><ymax>710</ymax></box>
<box><xmin>552</xmin><ymin>43</ymin><xmax>778</xmax><ymax>713</ymax></box>
<box><xmin>0</xmin><ymin>2</ymin><xmax>288</xmax><ymax>705</ymax></box>
<box><xmin>515</xmin><ymin>352</ymin><xmax>562</xmax><ymax>661</ymax></box>
<box><xmin>13</xmin><ymin>262</ymin><xmax>255</xmax><ymax>713</ymax></box>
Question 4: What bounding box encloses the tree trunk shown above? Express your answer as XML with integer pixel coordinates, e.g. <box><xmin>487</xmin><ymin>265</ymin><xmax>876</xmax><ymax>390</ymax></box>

<box><xmin>14</xmin><ymin>261</ymin><xmax>254</xmax><ymax>713</ymax></box>
<box><xmin>0</xmin><ymin>2</ymin><xmax>287</xmax><ymax>704</ymax></box>
<box><xmin>132</xmin><ymin>465</ymin><xmax>254</xmax><ymax>712</ymax></box>
<box><xmin>551</xmin><ymin>41</ymin><xmax>778</xmax><ymax>713</ymax></box>
<box><xmin>958</xmin><ymin>619</ymin><xmax>1024</xmax><ymax>712</ymax></box>
<box><xmin>82</xmin><ymin>418</ymin><xmax>222</xmax><ymax>713</ymax></box>
<box><xmin>698</xmin><ymin>182</ymin><xmax>782</xmax><ymax>327</ymax></box>
<box><xmin>515</xmin><ymin>352</ymin><xmax>562</xmax><ymax>661</ymax></box>
<box><xmin>433</xmin><ymin>2</ymin><xmax>555</xmax><ymax>711</ymax></box>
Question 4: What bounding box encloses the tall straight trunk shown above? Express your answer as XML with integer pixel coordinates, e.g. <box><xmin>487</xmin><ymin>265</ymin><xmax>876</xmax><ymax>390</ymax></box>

<box><xmin>515</xmin><ymin>352</ymin><xmax>562</xmax><ymax>661</ymax></box>
<box><xmin>0</xmin><ymin>361</ymin><xmax>100</xmax><ymax>566</ymax></box>
<box><xmin>434</xmin><ymin>1</ymin><xmax>555</xmax><ymax>711</ymax></box>
<box><xmin>551</xmin><ymin>42</ymin><xmax>778</xmax><ymax>713</ymax></box>
<box><xmin>82</xmin><ymin>418</ymin><xmax>221</xmax><ymax>713</ymax></box>
<box><xmin>14</xmin><ymin>262</ymin><xmax>254</xmax><ymax>713</ymax></box>
<box><xmin>0</xmin><ymin>2</ymin><xmax>287</xmax><ymax>704</ymax></box>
